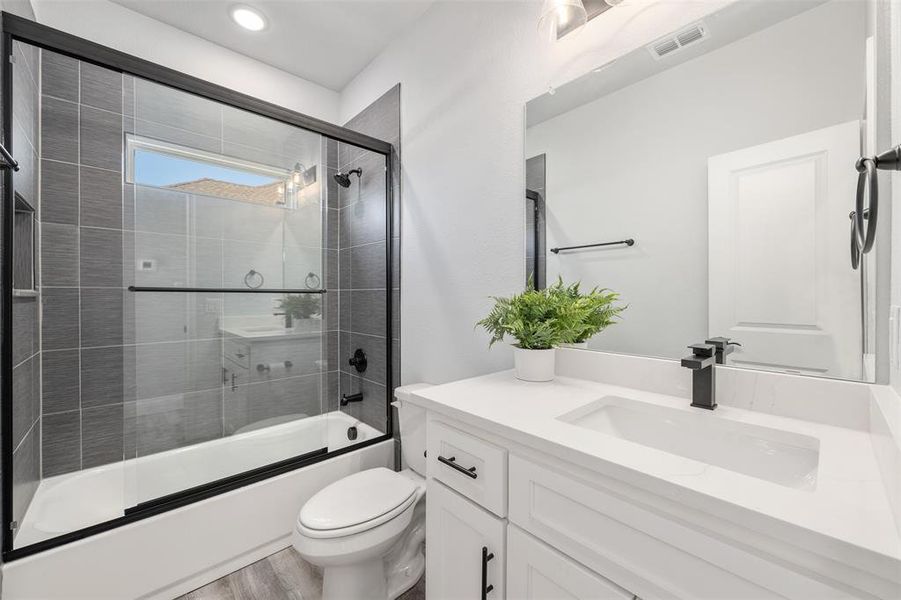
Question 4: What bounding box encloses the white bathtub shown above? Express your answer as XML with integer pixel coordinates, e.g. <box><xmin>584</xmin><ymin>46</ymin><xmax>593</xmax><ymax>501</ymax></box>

<box><xmin>4</xmin><ymin>411</ymin><xmax>392</xmax><ymax>599</ymax></box>
<box><xmin>15</xmin><ymin>411</ymin><xmax>384</xmax><ymax>549</ymax></box>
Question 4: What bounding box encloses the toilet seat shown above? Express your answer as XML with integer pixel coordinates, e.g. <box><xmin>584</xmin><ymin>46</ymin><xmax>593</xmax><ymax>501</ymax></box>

<box><xmin>298</xmin><ymin>468</ymin><xmax>418</xmax><ymax>539</ymax></box>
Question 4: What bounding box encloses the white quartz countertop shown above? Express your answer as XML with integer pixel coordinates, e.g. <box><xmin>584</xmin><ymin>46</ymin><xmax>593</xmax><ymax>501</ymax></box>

<box><xmin>409</xmin><ymin>371</ymin><xmax>901</xmax><ymax>582</ymax></box>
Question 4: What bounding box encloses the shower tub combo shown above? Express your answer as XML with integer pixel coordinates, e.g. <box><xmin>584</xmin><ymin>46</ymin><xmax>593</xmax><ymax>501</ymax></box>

<box><xmin>15</xmin><ymin>412</ymin><xmax>381</xmax><ymax>548</ymax></box>
<box><xmin>0</xmin><ymin>13</ymin><xmax>396</xmax><ymax>600</ymax></box>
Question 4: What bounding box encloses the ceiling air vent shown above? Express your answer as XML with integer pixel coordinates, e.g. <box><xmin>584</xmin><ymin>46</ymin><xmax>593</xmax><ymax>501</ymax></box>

<box><xmin>648</xmin><ymin>22</ymin><xmax>708</xmax><ymax>60</ymax></box>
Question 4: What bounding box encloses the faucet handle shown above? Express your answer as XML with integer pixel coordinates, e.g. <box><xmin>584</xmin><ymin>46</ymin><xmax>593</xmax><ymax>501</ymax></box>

<box><xmin>705</xmin><ymin>336</ymin><xmax>741</xmax><ymax>349</ymax></box>
<box><xmin>688</xmin><ymin>343</ymin><xmax>716</xmax><ymax>357</ymax></box>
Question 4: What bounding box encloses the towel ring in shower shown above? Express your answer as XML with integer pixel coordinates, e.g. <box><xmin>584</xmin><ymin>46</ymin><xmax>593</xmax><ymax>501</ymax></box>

<box><xmin>304</xmin><ymin>272</ymin><xmax>321</xmax><ymax>289</ymax></box>
<box><xmin>243</xmin><ymin>268</ymin><xmax>264</xmax><ymax>289</ymax></box>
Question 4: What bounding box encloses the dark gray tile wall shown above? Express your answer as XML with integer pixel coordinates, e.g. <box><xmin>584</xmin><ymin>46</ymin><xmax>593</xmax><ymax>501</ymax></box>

<box><xmin>40</xmin><ymin>60</ymin><xmax>334</xmax><ymax>477</ymax></box>
<box><xmin>39</xmin><ymin>49</ymin><xmax>126</xmax><ymax>477</ymax></box>
<box><xmin>31</xmin><ymin>49</ymin><xmax>388</xmax><ymax>499</ymax></box>
<box><xmin>334</xmin><ymin>85</ymin><xmax>401</xmax><ymax>435</ymax></box>
<box><xmin>11</xmin><ymin>40</ymin><xmax>41</xmax><ymax>536</ymax></box>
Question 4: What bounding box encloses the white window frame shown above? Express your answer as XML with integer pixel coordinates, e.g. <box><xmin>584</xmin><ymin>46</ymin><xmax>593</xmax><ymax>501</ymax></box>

<box><xmin>124</xmin><ymin>134</ymin><xmax>290</xmax><ymax>187</ymax></box>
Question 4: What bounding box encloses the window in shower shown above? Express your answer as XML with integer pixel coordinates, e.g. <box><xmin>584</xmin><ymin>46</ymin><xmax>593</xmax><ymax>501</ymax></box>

<box><xmin>126</xmin><ymin>136</ymin><xmax>307</xmax><ymax>204</ymax></box>
<box><xmin>4</xmin><ymin>27</ymin><xmax>393</xmax><ymax>557</ymax></box>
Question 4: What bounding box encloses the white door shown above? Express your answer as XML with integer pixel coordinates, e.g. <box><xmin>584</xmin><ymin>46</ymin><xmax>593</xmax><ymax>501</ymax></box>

<box><xmin>708</xmin><ymin>120</ymin><xmax>861</xmax><ymax>378</ymax></box>
<box><xmin>507</xmin><ymin>525</ymin><xmax>634</xmax><ymax>600</ymax></box>
<box><xmin>426</xmin><ymin>480</ymin><xmax>506</xmax><ymax>600</ymax></box>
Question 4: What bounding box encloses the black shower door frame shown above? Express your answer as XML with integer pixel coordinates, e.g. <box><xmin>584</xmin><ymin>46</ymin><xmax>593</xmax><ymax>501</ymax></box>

<box><xmin>0</xmin><ymin>12</ymin><xmax>395</xmax><ymax>561</ymax></box>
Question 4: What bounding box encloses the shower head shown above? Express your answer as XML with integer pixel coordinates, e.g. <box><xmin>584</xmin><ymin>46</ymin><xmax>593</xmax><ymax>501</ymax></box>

<box><xmin>333</xmin><ymin>168</ymin><xmax>362</xmax><ymax>188</ymax></box>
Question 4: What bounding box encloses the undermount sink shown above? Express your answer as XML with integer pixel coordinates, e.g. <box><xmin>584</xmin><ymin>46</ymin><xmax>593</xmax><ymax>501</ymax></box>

<box><xmin>557</xmin><ymin>396</ymin><xmax>819</xmax><ymax>490</ymax></box>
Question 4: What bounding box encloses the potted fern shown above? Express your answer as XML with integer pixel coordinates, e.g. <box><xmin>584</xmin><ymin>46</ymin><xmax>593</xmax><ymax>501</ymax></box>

<box><xmin>276</xmin><ymin>294</ymin><xmax>322</xmax><ymax>332</ymax></box>
<box><xmin>477</xmin><ymin>286</ymin><xmax>583</xmax><ymax>381</ymax></box>
<box><xmin>477</xmin><ymin>280</ymin><xmax>626</xmax><ymax>381</ymax></box>
<box><xmin>550</xmin><ymin>280</ymin><xmax>625</xmax><ymax>348</ymax></box>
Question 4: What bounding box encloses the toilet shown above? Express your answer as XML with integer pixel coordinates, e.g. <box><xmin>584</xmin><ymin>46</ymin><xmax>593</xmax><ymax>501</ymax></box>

<box><xmin>293</xmin><ymin>384</ymin><xmax>431</xmax><ymax>600</ymax></box>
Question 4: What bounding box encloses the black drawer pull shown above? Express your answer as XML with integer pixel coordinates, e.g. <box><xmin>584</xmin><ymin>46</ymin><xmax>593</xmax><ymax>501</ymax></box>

<box><xmin>481</xmin><ymin>546</ymin><xmax>495</xmax><ymax>599</ymax></box>
<box><xmin>437</xmin><ymin>455</ymin><xmax>477</xmax><ymax>479</ymax></box>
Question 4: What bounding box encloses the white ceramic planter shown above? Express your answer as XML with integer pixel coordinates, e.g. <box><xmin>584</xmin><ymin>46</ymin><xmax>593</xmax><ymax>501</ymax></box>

<box><xmin>513</xmin><ymin>347</ymin><xmax>556</xmax><ymax>382</ymax></box>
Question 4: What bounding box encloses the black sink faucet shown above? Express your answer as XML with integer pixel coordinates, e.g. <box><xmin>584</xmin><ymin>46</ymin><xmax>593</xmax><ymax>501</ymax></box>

<box><xmin>273</xmin><ymin>310</ymin><xmax>293</xmax><ymax>329</ymax></box>
<box><xmin>705</xmin><ymin>337</ymin><xmax>741</xmax><ymax>365</ymax></box>
<box><xmin>681</xmin><ymin>343</ymin><xmax>717</xmax><ymax>410</ymax></box>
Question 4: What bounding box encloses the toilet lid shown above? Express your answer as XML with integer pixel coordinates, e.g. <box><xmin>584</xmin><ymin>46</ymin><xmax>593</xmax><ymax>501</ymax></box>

<box><xmin>299</xmin><ymin>468</ymin><xmax>417</xmax><ymax>532</ymax></box>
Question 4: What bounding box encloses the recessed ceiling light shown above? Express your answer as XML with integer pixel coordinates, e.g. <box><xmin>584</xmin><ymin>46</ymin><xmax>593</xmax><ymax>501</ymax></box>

<box><xmin>231</xmin><ymin>5</ymin><xmax>267</xmax><ymax>31</ymax></box>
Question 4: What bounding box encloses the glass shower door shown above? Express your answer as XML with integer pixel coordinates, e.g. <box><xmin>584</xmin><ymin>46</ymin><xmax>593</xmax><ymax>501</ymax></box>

<box><xmin>124</xmin><ymin>77</ymin><xmax>329</xmax><ymax>508</ymax></box>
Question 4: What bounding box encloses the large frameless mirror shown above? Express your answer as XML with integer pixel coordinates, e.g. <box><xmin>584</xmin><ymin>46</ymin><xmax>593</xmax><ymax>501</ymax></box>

<box><xmin>525</xmin><ymin>0</ymin><xmax>894</xmax><ymax>383</ymax></box>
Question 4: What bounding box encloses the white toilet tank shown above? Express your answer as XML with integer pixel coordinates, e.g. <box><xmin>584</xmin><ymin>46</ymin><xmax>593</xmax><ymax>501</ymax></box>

<box><xmin>393</xmin><ymin>384</ymin><xmax>431</xmax><ymax>476</ymax></box>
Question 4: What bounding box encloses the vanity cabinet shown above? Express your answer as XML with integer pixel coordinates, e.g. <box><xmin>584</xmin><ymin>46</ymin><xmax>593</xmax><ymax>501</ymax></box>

<box><xmin>507</xmin><ymin>525</ymin><xmax>634</xmax><ymax>600</ymax></box>
<box><xmin>422</xmin><ymin>412</ymin><xmax>874</xmax><ymax>600</ymax></box>
<box><xmin>426</xmin><ymin>479</ymin><xmax>506</xmax><ymax>599</ymax></box>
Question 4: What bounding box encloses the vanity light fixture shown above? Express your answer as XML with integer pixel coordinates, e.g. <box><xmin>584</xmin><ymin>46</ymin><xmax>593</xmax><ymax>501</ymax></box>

<box><xmin>538</xmin><ymin>0</ymin><xmax>588</xmax><ymax>41</ymax></box>
<box><xmin>230</xmin><ymin>5</ymin><xmax>267</xmax><ymax>31</ymax></box>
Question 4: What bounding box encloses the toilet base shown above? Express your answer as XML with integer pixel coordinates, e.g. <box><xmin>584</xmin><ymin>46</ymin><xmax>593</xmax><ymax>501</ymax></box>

<box><xmin>318</xmin><ymin>543</ymin><xmax>424</xmax><ymax>600</ymax></box>
<box><xmin>387</xmin><ymin>548</ymin><xmax>424</xmax><ymax>599</ymax></box>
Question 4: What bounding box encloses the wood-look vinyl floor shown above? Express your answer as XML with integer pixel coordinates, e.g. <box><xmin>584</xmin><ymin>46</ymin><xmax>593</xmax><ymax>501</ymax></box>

<box><xmin>178</xmin><ymin>547</ymin><xmax>426</xmax><ymax>600</ymax></box>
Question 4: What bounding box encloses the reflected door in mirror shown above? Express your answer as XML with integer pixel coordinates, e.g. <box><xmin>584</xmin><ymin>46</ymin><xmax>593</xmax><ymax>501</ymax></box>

<box><xmin>708</xmin><ymin>121</ymin><xmax>861</xmax><ymax>378</ymax></box>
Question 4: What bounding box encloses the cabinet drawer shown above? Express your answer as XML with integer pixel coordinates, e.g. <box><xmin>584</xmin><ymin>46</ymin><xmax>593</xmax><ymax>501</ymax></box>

<box><xmin>426</xmin><ymin>480</ymin><xmax>505</xmax><ymax>600</ymax></box>
<box><xmin>427</xmin><ymin>420</ymin><xmax>507</xmax><ymax>517</ymax></box>
<box><xmin>509</xmin><ymin>455</ymin><xmax>849</xmax><ymax>600</ymax></box>
<box><xmin>507</xmin><ymin>524</ymin><xmax>633</xmax><ymax>600</ymax></box>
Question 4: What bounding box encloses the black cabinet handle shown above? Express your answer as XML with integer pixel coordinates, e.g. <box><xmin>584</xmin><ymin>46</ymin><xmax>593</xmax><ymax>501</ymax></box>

<box><xmin>437</xmin><ymin>455</ymin><xmax>477</xmax><ymax>479</ymax></box>
<box><xmin>481</xmin><ymin>546</ymin><xmax>495</xmax><ymax>599</ymax></box>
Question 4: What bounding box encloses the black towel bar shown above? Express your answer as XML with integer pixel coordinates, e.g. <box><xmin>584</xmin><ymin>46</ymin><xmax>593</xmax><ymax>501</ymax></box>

<box><xmin>550</xmin><ymin>239</ymin><xmax>635</xmax><ymax>254</ymax></box>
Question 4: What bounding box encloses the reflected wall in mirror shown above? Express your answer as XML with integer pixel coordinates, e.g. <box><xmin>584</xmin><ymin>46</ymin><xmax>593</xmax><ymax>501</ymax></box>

<box><xmin>525</xmin><ymin>0</ymin><xmax>894</xmax><ymax>383</ymax></box>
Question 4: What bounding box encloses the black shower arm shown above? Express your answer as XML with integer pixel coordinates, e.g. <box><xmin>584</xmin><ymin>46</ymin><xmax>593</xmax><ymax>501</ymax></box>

<box><xmin>0</xmin><ymin>142</ymin><xmax>19</xmax><ymax>171</ymax></box>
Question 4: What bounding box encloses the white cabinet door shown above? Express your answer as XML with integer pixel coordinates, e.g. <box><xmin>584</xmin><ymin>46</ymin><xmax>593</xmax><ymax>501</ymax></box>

<box><xmin>708</xmin><ymin>120</ymin><xmax>861</xmax><ymax>378</ymax></box>
<box><xmin>507</xmin><ymin>525</ymin><xmax>634</xmax><ymax>600</ymax></box>
<box><xmin>426</xmin><ymin>479</ymin><xmax>505</xmax><ymax>600</ymax></box>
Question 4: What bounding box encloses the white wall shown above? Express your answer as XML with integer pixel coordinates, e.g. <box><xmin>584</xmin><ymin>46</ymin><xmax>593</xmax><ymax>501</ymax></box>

<box><xmin>526</xmin><ymin>1</ymin><xmax>866</xmax><ymax>361</ymax></box>
<box><xmin>0</xmin><ymin>0</ymin><xmax>35</xmax><ymax>20</ymax></box>
<box><xmin>30</xmin><ymin>0</ymin><xmax>339</xmax><ymax>123</ymax></box>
